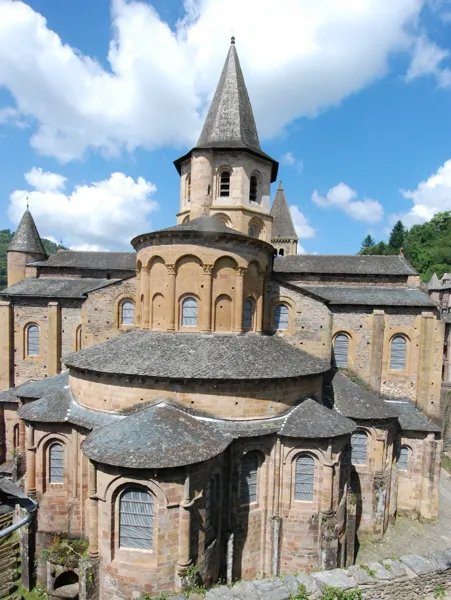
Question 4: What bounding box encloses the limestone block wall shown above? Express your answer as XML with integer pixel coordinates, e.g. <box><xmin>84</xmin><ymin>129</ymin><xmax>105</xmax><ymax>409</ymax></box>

<box><xmin>12</xmin><ymin>298</ymin><xmax>49</xmax><ymax>385</ymax></box>
<box><xmin>7</xmin><ymin>250</ymin><xmax>46</xmax><ymax>287</ymax></box>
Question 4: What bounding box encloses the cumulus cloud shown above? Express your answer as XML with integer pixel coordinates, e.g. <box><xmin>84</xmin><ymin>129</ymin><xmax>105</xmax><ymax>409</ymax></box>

<box><xmin>9</xmin><ymin>168</ymin><xmax>158</xmax><ymax>249</ymax></box>
<box><xmin>406</xmin><ymin>35</ymin><xmax>451</xmax><ymax>87</ymax></box>
<box><xmin>312</xmin><ymin>183</ymin><xmax>384</xmax><ymax>223</ymax></box>
<box><xmin>0</xmin><ymin>0</ymin><xmax>432</xmax><ymax>161</ymax></box>
<box><xmin>395</xmin><ymin>159</ymin><xmax>451</xmax><ymax>227</ymax></box>
<box><xmin>289</xmin><ymin>205</ymin><xmax>316</xmax><ymax>240</ymax></box>
<box><xmin>280</xmin><ymin>152</ymin><xmax>304</xmax><ymax>174</ymax></box>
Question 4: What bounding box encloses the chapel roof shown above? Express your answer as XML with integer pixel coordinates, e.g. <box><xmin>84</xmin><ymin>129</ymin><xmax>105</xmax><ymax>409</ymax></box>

<box><xmin>387</xmin><ymin>400</ymin><xmax>441</xmax><ymax>433</ymax></box>
<box><xmin>300</xmin><ymin>285</ymin><xmax>435</xmax><ymax>308</ymax></box>
<box><xmin>1</xmin><ymin>278</ymin><xmax>120</xmax><ymax>299</ymax></box>
<box><xmin>270</xmin><ymin>181</ymin><xmax>298</xmax><ymax>241</ymax></box>
<box><xmin>279</xmin><ymin>398</ymin><xmax>355</xmax><ymax>438</ymax></box>
<box><xmin>29</xmin><ymin>250</ymin><xmax>136</xmax><ymax>271</ymax></box>
<box><xmin>8</xmin><ymin>209</ymin><xmax>46</xmax><ymax>256</ymax></box>
<box><xmin>273</xmin><ymin>254</ymin><xmax>418</xmax><ymax>276</ymax></box>
<box><xmin>0</xmin><ymin>371</ymin><xmax>69</xmax><ymax>403</ymax></box>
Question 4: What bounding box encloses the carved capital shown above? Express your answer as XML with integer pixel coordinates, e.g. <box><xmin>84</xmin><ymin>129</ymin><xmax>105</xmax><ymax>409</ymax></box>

<box><xmin>136</xmin><ymin>270</ymin><xmax>141</xmax><ymax>279</ymax></box>
<box><xmin>167</xmin><ymin>264</ymin><xmax>176</xmax><ymax>276</ymax></box>
<box><xmin>203</xmin><ymin>264</ymin><xmax>214</xmax><ymax>275</ymax></box>
<box><xmin>141</xmin><ymin>266</ymin><xmax>149</xmax><ymax>276</ymax></box>
<box><xmin>237</xmin><ymin>267</ymin><xmax>247</xmax><ymax>277</ymax></box>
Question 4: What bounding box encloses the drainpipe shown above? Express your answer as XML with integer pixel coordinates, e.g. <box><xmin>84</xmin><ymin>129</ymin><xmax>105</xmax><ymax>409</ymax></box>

<box><xmin>0</xmin><ymin>497</ymin><xmax>37</xmax><ymax>540</ymax></box>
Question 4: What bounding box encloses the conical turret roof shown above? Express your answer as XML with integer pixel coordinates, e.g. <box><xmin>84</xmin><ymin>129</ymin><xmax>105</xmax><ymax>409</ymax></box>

<box><xmin>428</xmin><ymin>272</ymin><xmax>441</xmax><ymax>290</ymax></box>
<box><xmin>8</xmin><ymin>209</ymin><xmax>47</xmax><ymax>256</ymax></box>
<box><xmin>270</xmin><ymin>181</ymin><xmax>298</xmax><ymax>241</ymax></box>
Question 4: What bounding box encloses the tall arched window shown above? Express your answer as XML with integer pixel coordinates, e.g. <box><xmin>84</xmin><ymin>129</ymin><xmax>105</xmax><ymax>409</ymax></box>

<box><xmin>398</xmin><ymin>446</ymin><xmax>409</xmax><ymax>471</ymax></box>
<box><xmin>220</xmin><ymin>170</ymin><xmax>231</xmax><ymax>197</ymax></box>
<box><xmin>240</xmin><ymin>452</ymin><xmax>259</xmax><ymax>505</ymax></box>
<box><xmin>186</xmin><ymin>173</ymin><xmax>191</xmax><ymax>203</ymax></box>
<box><xmin>295</xmin><ymin>455</ymin><xmax>315</xmax><ymax>501</ymax></box>
<box><xmin>26</xmin><ymin>324</ymin><xmax>39</xmax><ymax>357</ymax></box>
<box><xmin>249</xmin><ymin>174</ymin><xmax>258</xmax><ymax>202</ymax></box>
<box><xmin>243</xmin><ymin>298</ymin><xmax>255</xmax><ymax>331</ymax></box>
<box><xmin>351</xmin><ymin>432</ymin><xmax>368</xmax><ymax>465</ymax></box>
<box><xmin>49</xmin><ymin>442</ymin><xmax>64</xmax><ymax>484</ymax></box>
<box><xmin>390</xmin><ymin>335</ymin><xmax>407</xmax><ymax>371</ymax></box>
<box><xmin>248</xmin><ymin>225</ymin><xmax>256</xmax><ymax>238</ymax></box>
<box><xmin>75</xmin><ymin>325</ymin><xmax>82</xmax><ymax>351</ymax></box>
<box><xmin>274</xmin><ymin>303</ymin><xmax>289</xmax><ymax>331</ymax></box>
<box><xmin>333</xmin><ymin>333</ymin><xmax>350</xmax><ymax>368</ymax></box>
<box><xmin>119</xmin><ymin>487</ymin><xmax>154</xmax><ymax>550</ymax></box>
<box><xmin>121</xmin><ymin>300</ymin><xmax>134</xmax><ymax>326</ymax></box>
<box><xmin>182</xmin><ymin>297</ymin><xmax>198</xmax><ymax>327</ymax></box>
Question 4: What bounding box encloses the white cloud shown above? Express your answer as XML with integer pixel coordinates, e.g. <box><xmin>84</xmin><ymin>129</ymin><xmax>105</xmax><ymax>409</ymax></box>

<box><xmin>280</xmin><ymin>152</ymin><xmax>304</xmax><ymax>174</ymax></box>
<box><xmin>395</xmin><ymin>159</ymin><xmax>451</xmax><ymax>227</ymax></box>
<box><xmin>312</xmin><ymin>182</ymin><xmax>384</xmax><ymax>223</ymax></box>
<box><xmin>0</xmin><ymin>0</ymin><xmax>432</xmax><ymax>161</ymax></box>
<box><xmin>289</xmin><ymin>205</ymin><xmax>316</xmax><ymax>239</ymax></box>
<box><xmin>9</xmin><ymin>168</ymin><xmax>158</xmax><ymax>249</ymax></box>
<box><xmin>406</xmin><ymin>35</ymin><xmax>451</xmax><ymax>87</ymax></box>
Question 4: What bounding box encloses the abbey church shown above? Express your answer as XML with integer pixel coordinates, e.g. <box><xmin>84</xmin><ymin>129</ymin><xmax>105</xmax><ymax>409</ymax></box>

<box><xmin>0</xmin><ymin>39</ymin><xmax>445</xmax><ymax>600</ymax></box>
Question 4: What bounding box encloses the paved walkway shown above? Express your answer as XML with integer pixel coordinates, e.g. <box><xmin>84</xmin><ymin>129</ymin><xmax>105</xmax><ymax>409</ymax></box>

<box><xmin>358</xmin><ymin>468</ymin><xmax>451</xmax><ymax>563</ymax></box>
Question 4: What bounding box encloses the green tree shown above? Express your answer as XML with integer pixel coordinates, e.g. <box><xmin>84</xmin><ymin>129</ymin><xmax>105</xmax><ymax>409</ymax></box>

<box><xmin>388</xmin><ymin>220</ymin><xmax>407</xmax><ymax>251</ymax></box>
<box><xmin>360</xmin><ymin>234</ymin><xmax>376</xmax><ymax>250</ymax></box>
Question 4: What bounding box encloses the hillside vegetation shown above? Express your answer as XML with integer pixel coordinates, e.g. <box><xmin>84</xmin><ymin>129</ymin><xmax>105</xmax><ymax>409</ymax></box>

<box><xmin>359</xmin><ymin>212</ymin><xmax>451</xmax><ymax>282</ymax></box>
<box><xmin>0</xmin><ymin>229</ymin><xmax>65</xmax><ymax>288</ymax></box>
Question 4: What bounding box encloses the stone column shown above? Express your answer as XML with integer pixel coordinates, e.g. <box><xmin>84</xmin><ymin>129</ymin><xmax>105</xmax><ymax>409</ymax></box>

<box><xmin>167</xmin><ymin>264</ymin><xmax>177</xmax><ymax>332</ymax></box>
<box><xmin>201</xmin><ymin>264</ymin><xmax>214</xmax><ymax>333</ymax></box>
<box><xmin>26</xmin><ymin>424</ymin><xmax>36</xmax><ymax>497</ymax></box>
<box><xmin>88</xmin><ymin>460</ymin><xmax>99</xmax><ymax>558</ymax></box>
<box><xmin>0</xmin><ymin>300</ymin><xmax>13</xmax><ymax>390</ymax></box>
<box><xmin>177</xmin><ymin>473</ymin><xmax>192</xmax><ymax>583</ymax></box>
<box><xmin>320</xmin><ymin>444</ymin><xmax>338</xmax><ymax>570</ymax></box>
<box><xmin>135</xmin><ymin>270</ymin><xmax>142</xmax><ymax>326</ymax></box>
<box><xmin>369</xmin><ymin>309</ymin><xmax>385</xmax><ymax>395</ymax></box>
<box><xmin>256</xmin><ymin>272</ymin><xmax>265</xmax><ymax>334</ymax></box>
<box><xmin>48</xmin><ymin>301</ymin><xmax>61</xmax><ymax>376</ymax></box>
<box><xmin>141</xmin><ymin>267</ymin><xmax>150</xmax><ymax>328</ymax></box>
<box><xmin>233</xmin><ymin>267</ymin><xmax>246</xmax><ymax>334</ymax></box>
<box><xmin>417</xmin><ymin>312</ymin><xmax>435</xmax><ymax>416</ymax></box>
<box><xmin>420</xmin><ymin>433</ymin><xmax>439</xmax><ymax>521</ymax></box>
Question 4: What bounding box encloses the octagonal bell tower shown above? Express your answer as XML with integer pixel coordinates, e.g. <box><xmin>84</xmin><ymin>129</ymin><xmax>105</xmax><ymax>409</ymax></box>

<box><xmin>174</xmin><ymin>38</ymin><xmax>278</xmax><ymax>243</ymax></box>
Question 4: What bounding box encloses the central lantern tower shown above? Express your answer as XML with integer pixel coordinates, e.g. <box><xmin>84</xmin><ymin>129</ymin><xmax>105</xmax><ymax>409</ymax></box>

<box><xmin>173</xmin><ymin>38</ymin><xmax>279</xmax><ymax>242</ymax></box>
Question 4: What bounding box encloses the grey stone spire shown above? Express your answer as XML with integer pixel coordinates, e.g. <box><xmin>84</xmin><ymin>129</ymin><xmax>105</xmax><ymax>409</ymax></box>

<box><xmin>197</xmin><ymin>37</ymin><xmax>261</xmax><ymax>151</ymax></box>
<box><xmin>271</xmin><ymin>181</ymin><xmax>298</xmax><ymax>241</ymax></box>
<box><xmin>8</xmin><ymin>209</ymin><xmax>47</xmax><ymax>256</ymax></box>
<box><xmin>428</xmin><ymin>272</ymin><xmax>441</xmax><ymax>290</ymax></box>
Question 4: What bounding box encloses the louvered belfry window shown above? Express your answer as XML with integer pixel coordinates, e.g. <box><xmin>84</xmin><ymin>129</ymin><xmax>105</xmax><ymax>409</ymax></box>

<box><xmin>27</xmin><ymin>324</ymin><xmax>39</xmax><ymax>357</ymax></box>
<box><xmin>119</xmin><ymin>487</ymin><xmax>154</xmax><ymax>550</ymax></box>
<box><xmin>121</xmin><ymin>301</ymin><xmax>134</xmax><ymax>325</ymax></box>
<box><xmin>243</xmin><ymin>299</ymin><xmax>254</xmax><ymax>330</ymax></box>
<box><xmin>49</xmin><ymin>443</ymin><xmax>64</xmax><ymax>484</ymax></box>
<box><xmin>390</xmin><ymin>335</ymin><xmax>407</xmax><ymax>371</ymax></box>
<box><xmin>351</xmin><ymin>432</ymin><xmax>368</xmax><ymax>465</ymax></box>
<box><xmin>240</xmin><ymin>452</ymin><xmax>258</xmax><ymax>505</ymax></box>
<box><xmin>333</xmin><ymin>333</ymin><xmax>349</xmax><ymax>368</ymax></box>
<box><xmin>398</xmin><ymin>446</ymin><xmax>409</xmax><ymax>471</ymax></box>
<box><xmin>182</xmin><ymin>297</ymin><xmax>198</xmax><ymax>327</ymax></box>
<box><xmin>274</xmin><ymin>304</ymin><xmax>289</xmax><ymax>331</ymax></box>
<box><xmin>249</xmin><ymin>175</ymin><xmax>258</xmax><ymax>202</ymax></box>
<box><xmin>220</xmin><ymin>171</ymin><xmax>231</xmax><ymax>197</ymax></box>
<box><xmin>295</xmin><ymin>455</ymin><xmax>315</xmax><ymax>501</ymax></box>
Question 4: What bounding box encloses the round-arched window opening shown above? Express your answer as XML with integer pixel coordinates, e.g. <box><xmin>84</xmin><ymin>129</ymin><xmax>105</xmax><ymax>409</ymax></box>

<box><xmin>120</xmin><ymin>300</ymin><xmax>134</xmax><ymax>326</ymax></box>
<box><xmin>248</xmin><ymin>225</ymin><xmax>257</xmax><ymax>238</ymax></box>
<box><xmin>279</xmin><ymin>248</ymin><xmax>285</xmax><ymax>256</ymax></box>
<box><xmin>182</xmin><ymin>297</ymin><xmax>198</xmax><ymax>327</ymax></box>
<box><xmin>249</xmin><ymin>174</ymin><xmax>258</xmax><ymax>202</ymax></box>
<box><xmin>220</xmin><ymin>170</ymin><xmax>231</xmax><ymax>197</ymax></box>
<box><xmin>26</xmin><ymin>324</ymin><xmax>39</xmax><ymax>357</ymax></box>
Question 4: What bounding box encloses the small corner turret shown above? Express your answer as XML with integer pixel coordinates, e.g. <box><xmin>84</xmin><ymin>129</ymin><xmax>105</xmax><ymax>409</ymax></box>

<box><xmin>270</xmin><ymin>180</ymin><xmax>298</xmax><ymax>256</ymax></box>
<box><xmin>7</xmin><ymin>208</ymin><xmax>47</xmax><ymax>287</ymax></box>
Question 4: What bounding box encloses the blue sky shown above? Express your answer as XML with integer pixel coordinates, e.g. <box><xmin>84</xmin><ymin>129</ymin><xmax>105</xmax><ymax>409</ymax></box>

<box><xmin>0</xmin><ymin>0</ymin><xmax>451</xmax><ymax>254</ymax></box>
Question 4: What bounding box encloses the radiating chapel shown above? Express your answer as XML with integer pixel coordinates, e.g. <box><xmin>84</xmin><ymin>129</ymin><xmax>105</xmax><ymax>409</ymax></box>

<box><xmin>0</xmin><ymin>39</ymin><xmax>445</xmax><ymax>600</ymax></box>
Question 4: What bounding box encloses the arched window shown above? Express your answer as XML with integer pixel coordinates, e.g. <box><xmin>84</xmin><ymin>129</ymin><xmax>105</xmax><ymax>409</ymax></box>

<box><xmin>333</xmin><ymin>333</ymin><xmax>349</xmax><ymax>368</ymax></box>
<box><xmin>249</xmin><ymin>174</ymin><xmax>258</xmax><ymax>202</ymax></box>
<box><xmin>351</xmin><ymin>432</ymin><xmax>368</xmax><ymax>465</ymax></box>
<box><xmin>182</xmin><ymin>297</ymin><xmax>198</xmax><ymax>327</ymax></box>
<box><xmin>398</xmin><ymin>446</ymin><xmax>409</xmax><ymax>471</ymax></box>
<box><xmin>120</xmin><ymin>300</ymin><xmax>134</xmax><ymax>326</ymax></box>
<box><xmin>248</xmin><ymin>225</ymin><xmax>256</xmax><ymax>238</ymax></box>
<box><xmin>390</xmin><ymin>335</ymin><xmax>407</xmax><ymax>371</ymax></box>
<box><xmin>295</xmin><ymin>455</ymin><xmax>315</xmax><ymax>501</ymax></box>
<box><xmin>186</xmin><ymin>173</ymin><xmax>191</xmax><ymax>203</ymax></box>
<box><xmin>26</xmin><ymin>324</ymin><xmax>39</xmax><ymax>357</ymax></box>
<box><xmin>220</xmin><ymin>170</ymin><xmax>231</xmax><ymax>197</ymax></box>
<box><xmin>75</xmin><ymin>325</ymin><xmax>82</xmax><ymax>351</ymax></box>
<box><xmin>243</xmin><ymin>298</ymin><xmax>255</xmax><ymax>331</ymax></box>
<box><xmin>49</xmin><ymin>442</ymin><xmax>64</xmax><ymax>484</ymax></box>
<box><xmin>13</xmin><ymin>424</ymin><xmax>19</xmax><ymax>449</ymax></box>
<box><xmin>119</xmin><ymin>487</ymin><xmax>154</xmax><ymax>550</ymax></box>
<box><xmin>274</xmin><ymin>303</ymin><xmax>289</xmax><ymax>331</ymax></box>
<box><xmin>240</xmin><ymin>452</ymin><xmax>258</xmax><ymax>505</ymax></box>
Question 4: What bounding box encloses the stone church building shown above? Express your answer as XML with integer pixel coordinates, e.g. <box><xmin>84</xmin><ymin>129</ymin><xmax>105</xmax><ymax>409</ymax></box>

<box><xmin>0</xmin><ymin>39</ymin><xmax>445</xmax><ymax>599</ymax></box>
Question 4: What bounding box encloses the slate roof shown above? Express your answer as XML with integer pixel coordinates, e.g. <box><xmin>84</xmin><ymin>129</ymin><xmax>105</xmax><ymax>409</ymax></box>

<box><xmin>387</xmin><ymin>400</ymin><xmax>441</xmax><ymax>433</ymax></box>
<box><xmin>8</xmin><ymin>209</ymin><xmax>46</xmax><ymax>256</ymax></box>
<box><xmin>29</xmin><ymin>250</ymin><xmax>136</xmax><ymax>271</ymax></box>
<box><xmin>82</xmin><ymin>402</ymin><xmax>233</xmax><ymax>469</ymax></box>
<box><xmin>280</xmin><ymin>398</ymin><xmax>355</xmax><ymax>438</ymax></box>
<box><xmin>273</xmin><ymin>254</ymin><xmax>418</xmax><ymax>276</ymax></box>
<box><xmin>1</xmin><ymin>278</ymin><xmax>119</xmax><ymax>299</ymax></box>
<box><xmin>64</xmin><ymin>330</ymin><xmax>330</xmax><ymax>380</ymax></box>
<box><xmin>155</xmin><ymin>216</ymin><xmax>247</xmax><ymax>237</ymax></box>
<box><xmin>174</xmin><ymin>40</ymin><xmax>278</xmax><ymax>181</ymax></box>
<box><xmin>301</xmin><ymin>285</ymin><xmax>436</xmax><ymax>307</ymax></box>
<box><xmin>324</xmin><ymin>372</ymin><xmax>398</xmax><ymax>420</ymax></box>
<box><xmin>0</xmin><ymin>372</ymin><xmax>69</xmax><ymax>403</ymax></box>
<box><xmin>428</xmin><ymin>273</ymin><xmax>441</xmax><ymax>290</ymax></box>
<box><xmin>270</xmin><ymin>181</ymin><xmax>298</xmax><ymax>241</ymax></box>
